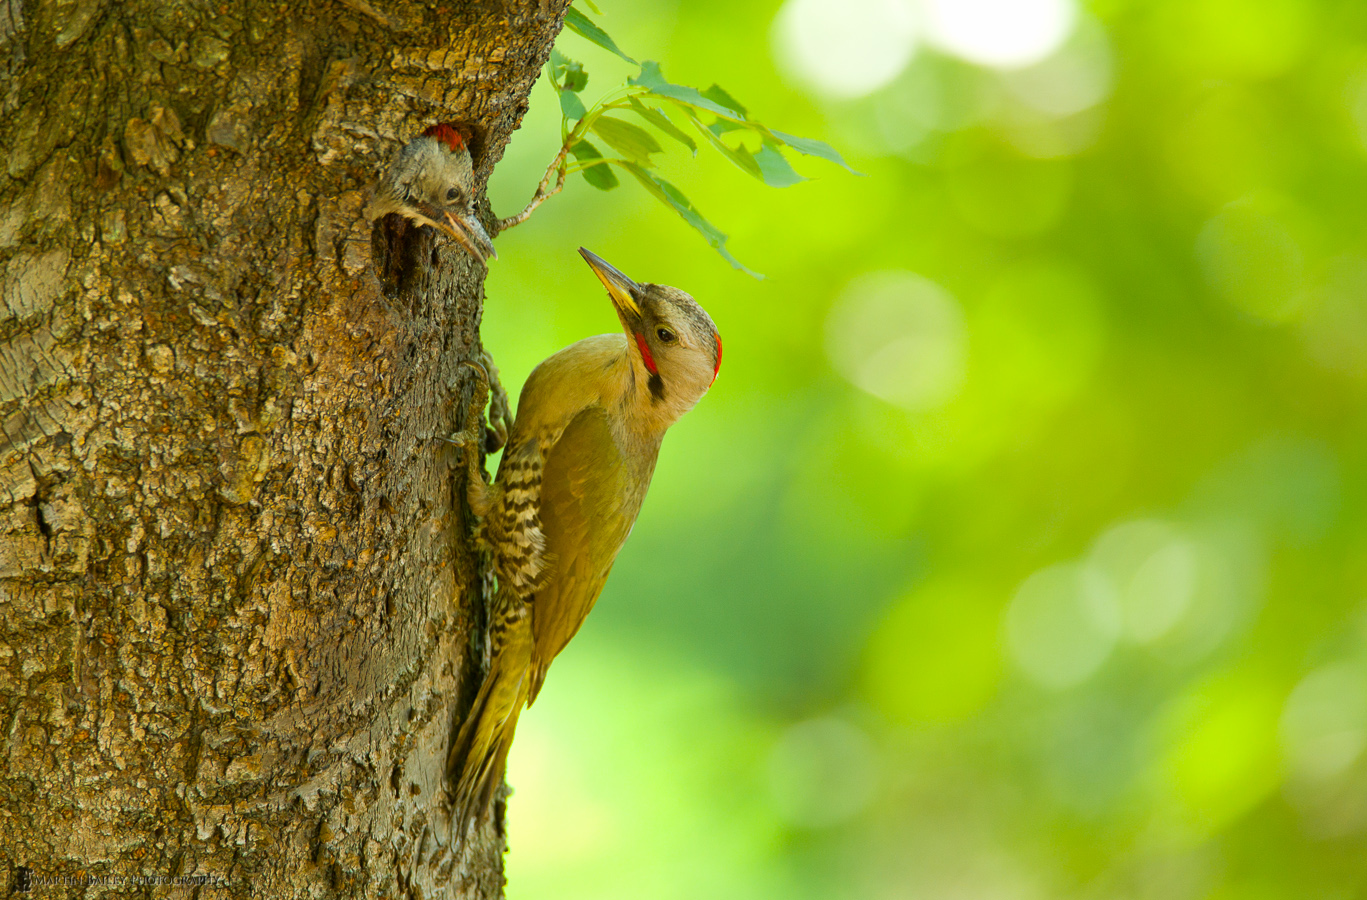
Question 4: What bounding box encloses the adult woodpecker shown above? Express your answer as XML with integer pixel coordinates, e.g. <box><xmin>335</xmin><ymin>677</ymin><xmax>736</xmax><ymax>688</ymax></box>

<box><xmin>366</xmin><ymin>123</ymin><xmax>497</xmax><ymax>263</ymax></box>
<box><xmin>447</xmin><ymin>248</ymin><xmax>723</xmax><ymax>825</ymax></box>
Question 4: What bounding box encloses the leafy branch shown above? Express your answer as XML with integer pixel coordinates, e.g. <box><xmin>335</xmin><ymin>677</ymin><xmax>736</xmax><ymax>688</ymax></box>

<box><xmin>496</xmin><ymin>4</ymin><xmax>859</xmax><ymax>277</ymax></box>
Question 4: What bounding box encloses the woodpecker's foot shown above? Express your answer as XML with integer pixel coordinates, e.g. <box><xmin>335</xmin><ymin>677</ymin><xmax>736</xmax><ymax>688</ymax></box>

<box><xmin>444</xmin><ymin>359</ymin><xmax>495</xmax><ymax>518</ymax></box>
<box><xmin>479</xmin><ymin>347</ymin><xmax>512</xmax><ymax>455</ymax></box>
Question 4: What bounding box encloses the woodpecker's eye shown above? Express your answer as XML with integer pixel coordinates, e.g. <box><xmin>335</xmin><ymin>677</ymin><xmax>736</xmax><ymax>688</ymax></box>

<box><xmin>656</xmin><ymin>327</ymin><xmax>676</xmax><ymax>343</ymax></box>
<box><xmin>446</xmin><ymin>187</ymin><xmax>460</xmax><ymax>202</ymax></box>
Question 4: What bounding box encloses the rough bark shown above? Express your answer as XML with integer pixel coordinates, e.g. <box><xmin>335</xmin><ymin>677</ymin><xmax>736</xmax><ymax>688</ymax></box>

<box><xmin>0</xmin><ymin>0</ymin><xmax>567</xmax><ymax>895</ymax></box>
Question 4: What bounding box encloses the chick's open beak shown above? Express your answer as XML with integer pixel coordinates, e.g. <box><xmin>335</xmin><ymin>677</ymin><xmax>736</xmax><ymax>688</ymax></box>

<box><xmin>438</xmin><ymin>209</ymin><xmax>497</xmax><ymax>263</ymax></box>
<box><xmin>579</xmin><ymin>247</ymin><xmax>641</xmax><ymax>317</ymax></box>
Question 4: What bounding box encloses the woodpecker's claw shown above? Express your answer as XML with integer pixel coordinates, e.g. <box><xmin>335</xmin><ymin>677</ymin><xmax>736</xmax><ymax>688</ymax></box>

<box><xmin>444</xmin><ymin>361</ymin><xmax>493</xmax><ymax>518</ymax></box>
<box><xmin>443</xmin><ymin>353</ymin><xmax>510</xmax><ymax>518</ymax></box>
<box><xmin>478</xmin><ymin>349</ymin><xmax>512</xmax><ymax>455</ymax></box>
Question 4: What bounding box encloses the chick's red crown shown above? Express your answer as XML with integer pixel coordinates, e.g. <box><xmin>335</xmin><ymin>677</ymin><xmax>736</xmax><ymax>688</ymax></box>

<box><xmin>423</xmin><ymin>123</ymin><xmax>466</xmax><ymax>154</ymax></box>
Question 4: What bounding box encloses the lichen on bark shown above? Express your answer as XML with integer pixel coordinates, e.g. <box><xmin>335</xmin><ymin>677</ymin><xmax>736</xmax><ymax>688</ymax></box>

<box><xmin>0</xmin><ymin>0</ymin><xmax>568</xmax><ymax>896</ymax></box>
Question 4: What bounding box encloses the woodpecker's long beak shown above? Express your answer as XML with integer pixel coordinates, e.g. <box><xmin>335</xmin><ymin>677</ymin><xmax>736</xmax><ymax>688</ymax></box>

<box><xmin>437</xmin><ymin>208</ymin><xmax>497</xmax><ymax>263</ymax></box>
<box><xmin>579</xmin><ymin>248</ymin><xmax>641</xmax><ymax>317</ymax></box>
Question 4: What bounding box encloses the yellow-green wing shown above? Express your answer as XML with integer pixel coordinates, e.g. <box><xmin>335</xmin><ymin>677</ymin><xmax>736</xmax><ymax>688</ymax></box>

<box><xmin>527</xmin><ymin>406</ymin><xmax>653</xmax><ymax>704</ymax></box>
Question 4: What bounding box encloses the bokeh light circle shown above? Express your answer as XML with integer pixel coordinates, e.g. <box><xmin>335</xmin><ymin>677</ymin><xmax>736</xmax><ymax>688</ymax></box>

<box><xmin>1003</xmin><ymin>16</ymin><xmax>1113</xmax><ymax>117</ymax></box>
<box><xmin>924</xmin><ymin>0</ymin><xmax>1077</xmax><ymax>70</ymax></box>
<box><xmin>1197</xmin><ymin>203</ymin><xmax>1306</xmax><ymax>322</ymax></box>
<box><xmin>766</xmin><ymin>717</ymin><xmax>878</xmax><ymax>826</ymax></box>
<box><xmin>1005</xmin><ymin>562</ymin><xmax>1121</xmax><ymax>689</ymax></box>
<box><xmin>1089</xmin><ymin>519</ymin><xmax>1199</xmax><ymax>644</ymax></box>
<box><xmin>1281</xmin><ymin>661</ymin><xmax>1367</xmax><ymax>783</ymax></box>
<box><xmin>772</xmin><ymin>0</ymin><xmax>919</xmax><ymax>99</ymax></box>
<box><xmin>825</xmin><ymin>271</ymin><xmax>967</xmax><ymax>411</ymax></box>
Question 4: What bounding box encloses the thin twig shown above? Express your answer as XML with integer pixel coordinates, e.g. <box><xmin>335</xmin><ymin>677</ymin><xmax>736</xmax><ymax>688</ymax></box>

<box><xmin>496</xmin><ymin>86</ymin><xmax>652</xmax><ymax>232</ymax></box>
<box><xmin>496</xmin><ymin>143</ymin><xmax>571</xmax><ymax>232</ymax></box>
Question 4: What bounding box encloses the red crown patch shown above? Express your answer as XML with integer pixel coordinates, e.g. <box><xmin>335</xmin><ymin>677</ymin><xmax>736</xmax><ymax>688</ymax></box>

<box><xmin>423</xmin><ymin>123</ymin><xmax>465</xmax><ymax>153</ymax></box>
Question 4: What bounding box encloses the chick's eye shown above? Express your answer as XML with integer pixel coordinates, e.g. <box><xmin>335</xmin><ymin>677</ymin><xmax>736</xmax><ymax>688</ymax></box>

<box><xmin>656</xmin><ymin>327</ymin><xmax>676</xmax><ymax>343</ymax></box>
<box><xmin>446</xmin><ymin>187</ymin><xmax>460</xmax><ymax>201</ymax></box>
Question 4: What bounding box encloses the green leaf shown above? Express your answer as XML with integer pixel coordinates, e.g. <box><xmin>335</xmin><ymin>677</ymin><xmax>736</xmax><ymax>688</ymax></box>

<box><xmin>707</xmin><ymin>117</ymin><xmax>750</xmax><ymax>136</ymax></box>
<box><xmin>591</xmin><ymin>115</ymin><xmax>663</xmax><ymax>166</ymax></box>
<box><xmin>626</xmin><ymin>97</ymin><xmax>697</xmax><ymax>154</ymax></box>
<box><xmin>769</xmin><ymin>129</ymin><xmax>863</xmax><ymax>175</ymax></box>
<box><xmin>564</xmin><ymin>7</ymin><xmax>637</xmax><ymax>64</ymax></box>
<box><xmin>630</xmin><ymin>61</ymin><xmax>745</xmax><ymax>120</ymax></box>
<box><xmin>570</xmin><ymin>139</ymin><xmax>619</xmax><ymax>190</ymax></box>
<box><xmin>754</xmin><ymin>143</ymin><xmax>807</xmax><ymax>188</ymax></box>
<box><xmin>549</xmin><ymin>50</ymin><xmax>588</xmax><ymax>92</ymax></box>
<box><xmin>616</xmin><ymin>161</ymin><xmax>762</xmax><ymax>278</ymax></box>
<box><xmin>701</xmin><ymin>84</ymin><xmax>748</xmax><ymax>118</ymax></box>
<box><xmin>689</xmin><ymin>114</ymin><xmax>762</xmax><ymax>179</ymax></box>
<box><xmin>562</xmin><ymin>60</ymin><xmax>588</xmax><ymax>93</ymax></box>
<box><xmin>559</xmin><ymin>87</ymin><xmax>587</xmax><ymax>121</ymax></box>
<box><xmin>576</xmin><ymin>0</ymin><xmax>601</xmax><ymax>13</ymax></box>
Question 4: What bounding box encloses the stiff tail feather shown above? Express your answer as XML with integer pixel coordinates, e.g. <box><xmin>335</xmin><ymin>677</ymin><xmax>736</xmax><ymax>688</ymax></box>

<box><xmin>449</xmin><ymin>594</ymin><xmax>533</xmax><ymax>829</ymax></box>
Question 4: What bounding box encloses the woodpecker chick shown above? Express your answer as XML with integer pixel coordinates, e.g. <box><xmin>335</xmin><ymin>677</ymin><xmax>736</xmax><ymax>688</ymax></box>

<box><xmin>447</xmin><ymin>248</ymin><xmax>722</xmax><ymax>826</ymax></box>
<box><xmin>367</xmin><ymin>124</ymin><xmax>497</xmax><ymax>263</ymax></box>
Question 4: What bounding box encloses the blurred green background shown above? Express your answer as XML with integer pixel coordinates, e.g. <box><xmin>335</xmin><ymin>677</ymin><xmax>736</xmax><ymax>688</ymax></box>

<box><xmin>481</xmin><ymin>0</ymin><xmax>1367</xmax><ymax>896</ymax></box>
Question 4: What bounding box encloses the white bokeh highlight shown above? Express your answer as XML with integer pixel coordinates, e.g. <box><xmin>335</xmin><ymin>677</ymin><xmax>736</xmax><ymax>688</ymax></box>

<box><xmin>1002</xmin><ymin>16</ymin><xmax>1112</xmax><ymax>116</ymax></box>
<box><xmin>924</xmin><ymin>0</ymin><xmax>1077</xmax><ymax>70</ymax></box>
<box><xmin>1089</xmin><ymin>519</ymin><xmax>1198</xmax><ymax>645</ymax></box>
<box><xmin>1005</xmin><ymin>562</ymin><xmax>1121</xmax><ymax>689</ymax></box>
<box><xmin>825</xmin><ymin>271</ymin><xmax>967</xmax><ymax>411</ymax></box>
<box><xmin>773</xmin><ymin>0</ymin><xmax>919</xmax><ymax>99</ymax></box>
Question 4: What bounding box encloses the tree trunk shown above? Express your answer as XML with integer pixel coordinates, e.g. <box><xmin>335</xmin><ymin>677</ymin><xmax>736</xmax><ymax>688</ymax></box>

<box><xmin>0</xmin><ymin>0</ymin><xmax>566</xmax><ymax>895</ymax></box>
